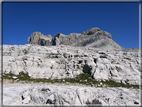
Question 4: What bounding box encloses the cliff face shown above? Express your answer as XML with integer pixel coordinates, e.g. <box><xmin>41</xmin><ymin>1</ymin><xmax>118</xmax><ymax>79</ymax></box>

<box><xmin>27</xmin><ymin>28</ymin><xmax>124</xmax><ymax>50</ymax></box>
<box><xmin>27</xmin><ymin>32</ymin><xmax>52</xmax><ymax>46</ymax></box>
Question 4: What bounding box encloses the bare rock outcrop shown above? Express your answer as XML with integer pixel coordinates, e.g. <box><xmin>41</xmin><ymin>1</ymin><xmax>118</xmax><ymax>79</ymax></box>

<box><xmin>27</xmin><ymin>32</ymin><xmax>53</xmax><ymax>46</ymax></box>
<box><xmin>27</xmin><ymin>28</ymin><xmax>124</xmax><ymax>50</ymax></box>
<box><xmin>2</xmin><ymin>45</ymin><xmax>140</xmax><ymax>85</ymax></box>
<box><xmin>3</xmin><ymin>84</ymin><xmax>140</xmax><ymax>106</ymax></box>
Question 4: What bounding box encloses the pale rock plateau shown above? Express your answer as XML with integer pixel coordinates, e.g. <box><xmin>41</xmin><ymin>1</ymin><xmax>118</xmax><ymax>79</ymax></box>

<box><xmin>3</xmin><ymin>44</ymin><xmax>140</xmax><ymax>85</ymax></box>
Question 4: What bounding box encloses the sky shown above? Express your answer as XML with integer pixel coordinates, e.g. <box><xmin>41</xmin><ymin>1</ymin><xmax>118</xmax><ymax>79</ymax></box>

<box><xmin>2</xmin><ymin>2</ymin><xmax>139</xmax><ymax>49</ymax></box>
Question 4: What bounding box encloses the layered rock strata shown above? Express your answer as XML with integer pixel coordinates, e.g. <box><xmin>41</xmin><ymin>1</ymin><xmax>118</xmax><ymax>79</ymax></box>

<box><xmin>2</xmin><ymin>44</ymin><xmax>140</xmax><ymax>85</ymax></box>
<box><xmin>27</xmin><ymin>28</ymin><xmax>124</xmax><ymax>50</ymax></box>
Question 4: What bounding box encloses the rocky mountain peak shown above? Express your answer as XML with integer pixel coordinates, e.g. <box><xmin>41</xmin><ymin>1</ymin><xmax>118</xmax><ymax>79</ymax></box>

<box><xmin>81</xmin><ymin>27</ymin><xmax>100</xmax><ymax>35</ymax></box>
<box><xmin>46</xmin><ymin>34</ymin><xmax>52</xmax><ymax>38</ymax></box>
<box><xmin>28</xmin><ymin>32</ymin><xmax>41</xmax><ymax>39</ymax></box>
<box><xmin>27</xmin><ymin>32</ymin><xmax>53</xmax><ymax>46</ymax></box>
<box><xmin>54</xmin><ymin>33</ymin><xmax>66</xmax><ymax>38</ymax></box>
<box><xmin>82</xmin><ymin>27</ymin><xmax>112</xmax><ymax>39</ymax></box>
<box><xmin>27</xmin><ymin>28</ymin><xmax>122</xmax><ymax>50</ymax></box>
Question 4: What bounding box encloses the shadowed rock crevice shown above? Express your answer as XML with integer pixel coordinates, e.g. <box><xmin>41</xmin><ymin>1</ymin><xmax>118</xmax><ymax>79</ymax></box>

<box><xmin>93</xmin><ymin>58</ymin><xmax>97</xmax><ymax>64</ymax></box>
<box><xmin>83</xmin><ymin>64</ymin><xmax>92</xmax><ymax>75</ymax></box>
<box><xmin>86</xmin><ymin>99</ymin><xmax>102</xmax><ymax>107</ymax></box>
<box><xmin>46</xmin><ymin>99</ymin><xmax>53</xmax><ymax>104</ymax></box>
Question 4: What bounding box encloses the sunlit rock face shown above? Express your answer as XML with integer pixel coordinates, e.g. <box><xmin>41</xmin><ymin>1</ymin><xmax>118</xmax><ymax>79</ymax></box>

<box><xmin>27</xmin><ymin>32</ymin><xmax>53</xmax><ymax>46</ymax></box>
<box><xmin>2</xmin><ymin>44</ymin><xmax>140</xmax><ymax>85</ymax></box>
<box><xmin>27</xmin><ymin>27</ymin><xmax>124</xmax><ymax>50</ymax></box>
<box><xmin>3</xmin><ymin>84</ymin><xmax>140</xmax><ymax>106</ymax></box>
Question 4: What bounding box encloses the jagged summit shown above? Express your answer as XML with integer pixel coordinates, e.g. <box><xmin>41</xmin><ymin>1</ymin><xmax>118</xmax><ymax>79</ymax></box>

<box><xmin>82</xmin><ymin>27</ymin><xmax>112</xmax><ymax>39</ymax></box>
<box><xmin>46</xmin><ymin>34</ymin><xmax>52</xmax><ymax>38</ymax></box>
<box><xmin>27</xmin><ymin>28</ymin><xmax>124</xmax><ymax>50</ymax></box>
<box><xmin>27</xmin><ymin>32</ymin><xmax>52</xmax><ymax>46</ymax></box>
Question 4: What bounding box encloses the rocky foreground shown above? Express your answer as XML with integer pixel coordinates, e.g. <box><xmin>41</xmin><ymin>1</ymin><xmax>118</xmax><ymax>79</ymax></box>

<box><xmin>3</xmin><ymin>82</ymin><xmax>140</xmax><ymax>106</ymax></box>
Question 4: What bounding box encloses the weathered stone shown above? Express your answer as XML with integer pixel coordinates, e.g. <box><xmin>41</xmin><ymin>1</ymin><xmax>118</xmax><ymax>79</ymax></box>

<box><xmin>27</xmin><ymin>32</ymin><xmax>53</xmax><ymax>46</ymax></box>
<box><xmin>27</xmin><ymin>28</ymin><xmax>124</xmax><ymax>50</ymax></box>
<box><xmin>3</xmin><ymin>84</ymin><xmax>140</xmax><ymax>106</ymax></box>
<box><xmin>2</xmin><ymin>44</ymin><xmax>140</xmax><ymax>85</ymax></box>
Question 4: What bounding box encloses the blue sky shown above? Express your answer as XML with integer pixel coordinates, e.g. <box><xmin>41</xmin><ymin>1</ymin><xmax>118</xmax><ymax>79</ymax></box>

<box><xmin>3</xmin><ymin>2</ymin><xmax>139</xmax><ymax>49</ymax></box>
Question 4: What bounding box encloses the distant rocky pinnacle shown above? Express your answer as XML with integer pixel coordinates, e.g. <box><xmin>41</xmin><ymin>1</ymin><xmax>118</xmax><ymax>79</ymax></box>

<box><xmin>27</xmin><ymin>32</ymin><xmax>52</xmax><ymax>46</ymax></box>
<box><xmin>27</xmin><ymin>27</ymin><xmax>124</xmax><ymax>50</ymax></box>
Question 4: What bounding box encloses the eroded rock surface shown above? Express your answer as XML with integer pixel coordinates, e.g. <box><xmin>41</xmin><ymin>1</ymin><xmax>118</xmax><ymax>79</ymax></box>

<box><xmin>3</xmin><ymin>83</ymin><xmax>140</xmax><ymax>106</ymax></box>
<box><xmin>2</xmin><ymin>44</ymin><xmax>140</xmax><ymax>85</ymax></box>
<box><xmin>27</xmin><ymin>28</ymin><xmax>124</xmax><ymax>50</ymax></box>
<box><xmin>27</xmin><ymin>32</ymin><xmax>52</xmax><ymax>46</ymax></box>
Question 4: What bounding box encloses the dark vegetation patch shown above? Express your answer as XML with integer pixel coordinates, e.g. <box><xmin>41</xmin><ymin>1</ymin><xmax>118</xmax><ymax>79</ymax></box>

<box><xmin>3</xmin><ymin>73</ymin><xmax>139</xmax><ymax>89</ymax></box>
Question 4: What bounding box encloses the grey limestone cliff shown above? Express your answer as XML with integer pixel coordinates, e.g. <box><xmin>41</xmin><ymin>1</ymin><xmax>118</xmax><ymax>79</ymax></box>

<box><xmin>27</xmin><ymin>27</ymin><xmax>124</xmax><ymax>50</ymax></box>
<box><xmin>27</xmin><ymin>32</ymin><xmax>52</xmax><ymax>46</ymax></box>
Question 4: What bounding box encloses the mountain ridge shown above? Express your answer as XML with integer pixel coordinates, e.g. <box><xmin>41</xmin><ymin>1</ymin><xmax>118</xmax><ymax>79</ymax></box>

<box><xmin>27</xmin><ymin>27</ymin><xmax>124</xmax><ymax>50</ymax></box>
